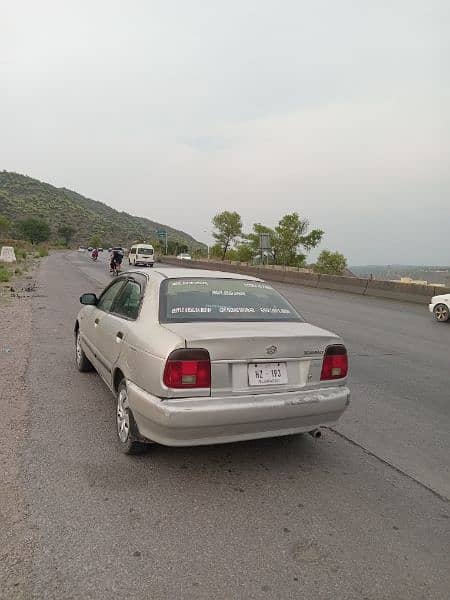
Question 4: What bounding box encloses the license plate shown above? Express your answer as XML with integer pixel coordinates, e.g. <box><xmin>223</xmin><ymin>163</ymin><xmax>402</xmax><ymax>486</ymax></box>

<box><xmin>248</xmin><ymin>362</ymin><xmax>288</xmax><ymax>386</ymax></box>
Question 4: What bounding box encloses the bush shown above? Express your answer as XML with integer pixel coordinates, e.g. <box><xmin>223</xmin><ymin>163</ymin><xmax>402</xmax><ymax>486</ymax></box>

<box><xmin>0</xmin><ymin>267</ymin><xmax>11</xmax><ymax>282</ymax></box>
<box><xmin>38</xmin><ymin>247</ymin><xmax>49</xmax><ymax>257</ymax></box>
<box><xmin>14</xmin><ymin>267</ymin><xmax>22</xmax><ymax>275</ymax></box>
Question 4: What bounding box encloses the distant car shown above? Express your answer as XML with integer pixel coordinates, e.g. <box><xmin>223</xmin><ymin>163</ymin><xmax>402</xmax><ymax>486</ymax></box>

<box><xmin>87</xmin><ymin>246</ymin><xmax>93</xmax><ymax>252</ymax></box>
<box><xmin>98</xmin><ymin>248</ymin><xmax>103</xmax><ymax>252</ymax></box>
<box><xmin>75</xmin><ymin>268</ymin><xmax>350</xmax><ymax>454</ymax></box>
<box><xmin>77</xmin><ymin>247</ymin><xmax>85</xmax><ymax>252</ymax></box>
<box><xmin>429</xmin><ymin>294</ymin><xmax>450</xmax><ymax>322</ymax></box>
<box><xmin>177</xmin><ymin>253</ymin><xmax>192</xmax><ymax>260</ymax></box>
<box><xmin>129</xmin><ymin>243</ymin><xmax>155</xmax><ymax>267</ymax></box>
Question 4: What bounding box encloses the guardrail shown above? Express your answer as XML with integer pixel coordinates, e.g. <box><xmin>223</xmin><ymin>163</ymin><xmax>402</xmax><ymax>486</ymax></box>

<box><xmin>162</xmin><ymin>257</ymin><xmax>450</xmax><ymax>304</ymax></box>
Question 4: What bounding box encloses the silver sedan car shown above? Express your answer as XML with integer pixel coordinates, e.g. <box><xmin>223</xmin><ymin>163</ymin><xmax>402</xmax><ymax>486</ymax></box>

<box><xmin>75</xmin><ymin>268</ymin><xmax>350</xmax><ymax>454</ymax></box>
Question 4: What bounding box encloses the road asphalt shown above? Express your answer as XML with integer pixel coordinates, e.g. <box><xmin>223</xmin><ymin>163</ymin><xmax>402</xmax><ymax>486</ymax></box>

<box><xmin>20</xmin><ymin>252</ymin><xmax>450</xmax><ymax>599</ymax></box>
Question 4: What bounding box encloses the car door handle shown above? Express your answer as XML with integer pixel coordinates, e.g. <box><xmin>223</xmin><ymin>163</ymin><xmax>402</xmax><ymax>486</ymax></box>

<box><xmin>115</xmin><ymin>331</ymin><xmax>124</xmax><ymax>343</ymax></box>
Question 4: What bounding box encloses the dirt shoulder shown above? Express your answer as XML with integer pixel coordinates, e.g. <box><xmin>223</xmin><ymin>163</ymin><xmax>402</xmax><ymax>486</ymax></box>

<box><xmin>0</xmin><ymin>268</ymin><xmax>39</xmax><ymax>599</ymax></box>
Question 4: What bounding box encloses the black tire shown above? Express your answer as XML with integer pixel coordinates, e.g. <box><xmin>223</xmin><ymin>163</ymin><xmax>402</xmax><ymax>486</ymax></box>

<box><xmin>75</xmin><ymin>330</ymin><xmax>94</xmax><ymax>372</ymax></box>
<box><xmin>116</xmin><ymin>380</ymin><xmax>149</xmax><ymax>454</ymax></box>
<box><xmin>433</xmin><ymin>304</ymin><xmax>450</xmax><ymax>322</ymax></box>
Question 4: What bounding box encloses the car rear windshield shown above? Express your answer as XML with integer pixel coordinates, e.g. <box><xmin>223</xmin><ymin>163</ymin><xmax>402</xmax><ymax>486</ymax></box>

<box><xmin>160</xmin><ymin>278</ymin><xmax>303</xmax><ymax>322</ymax></box>
<box><xmin>138</xmin><ymin>247</ymin><xmax>153</xmax><ymax>256</ymax></box>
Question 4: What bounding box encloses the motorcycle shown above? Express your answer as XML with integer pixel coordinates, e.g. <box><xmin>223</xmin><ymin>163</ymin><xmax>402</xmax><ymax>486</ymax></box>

<box><xmin>110</xmin><ymin>259</ymin><xmax>121</xmax><ymax>276</ymax></box>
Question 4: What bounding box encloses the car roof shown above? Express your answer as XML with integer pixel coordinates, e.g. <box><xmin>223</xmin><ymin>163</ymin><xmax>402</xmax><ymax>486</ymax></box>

<box><xmin>127</xmin><ymin>267</ymin><xmax>263</xmax><ymax>281</ymax></box>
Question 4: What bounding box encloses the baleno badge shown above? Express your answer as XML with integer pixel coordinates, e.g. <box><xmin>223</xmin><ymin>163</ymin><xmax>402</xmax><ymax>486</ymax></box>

<box><xmin>266</xmin><ymin>345</ymin><xmax>278</xmax><ymax>355</ymax></box>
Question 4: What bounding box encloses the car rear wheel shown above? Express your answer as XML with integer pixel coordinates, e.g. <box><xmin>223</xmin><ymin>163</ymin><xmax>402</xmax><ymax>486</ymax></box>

<box><xmin>76</xmin><ymin>330</ymin><xmax>94</xmax><ymax>372</ymax></box>
<box><xmin>116</xmin><ymin>380</ymin><xmax>149</xmax><ymax>454</ymax></box>
<box><xmin>433</xmin><ymin>304</ymin><xmax>450</xmax><ymax>322</ymax></box>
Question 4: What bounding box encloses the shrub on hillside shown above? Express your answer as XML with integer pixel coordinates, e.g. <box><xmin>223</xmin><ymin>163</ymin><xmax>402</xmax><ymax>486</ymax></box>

<box><xmin>0</xmin><ymin>266</ymin><xmax>11</xmax><ymax>282</ymax></box>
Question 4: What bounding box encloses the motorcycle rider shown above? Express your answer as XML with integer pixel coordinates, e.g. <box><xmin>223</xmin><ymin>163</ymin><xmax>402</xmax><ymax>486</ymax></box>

<box><xmin>110</xmin><ymin>247</ymin><xmax>123</xmax><ymax>272</ymax></box>
<box><xmin>91</xmin><ymin>248</ymin><xmax>99</xmax><ymax>261</ymax></box>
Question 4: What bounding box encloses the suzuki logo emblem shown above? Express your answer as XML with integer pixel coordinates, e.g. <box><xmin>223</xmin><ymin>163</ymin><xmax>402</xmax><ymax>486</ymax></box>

<box><xmin>266</xmin><ymin>345</ymin><xmax>278</xmax><ymax>355</ymax></box>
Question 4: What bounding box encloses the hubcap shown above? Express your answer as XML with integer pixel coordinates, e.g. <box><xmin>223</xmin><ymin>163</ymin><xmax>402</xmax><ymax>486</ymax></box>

<box><xmin>435</xmin><ymin>306</ymin><xmax>449</xmax><ymax>321</ymax></box>
<box><xmin>117</xmin><ymin>388</ymin><xmax>130</xmax><ymax>443</ymax></box>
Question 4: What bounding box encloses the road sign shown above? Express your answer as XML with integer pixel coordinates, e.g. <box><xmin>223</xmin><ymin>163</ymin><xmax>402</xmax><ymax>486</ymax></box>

<box><xmin>156</xmin><ymin>230</ymin><xmax>168</xmax><ymax>253</ymax></box>
<box><xmin>259</xmin><ymin>233</ymin><xmax>271</xmax><ymax>250</ymax></box>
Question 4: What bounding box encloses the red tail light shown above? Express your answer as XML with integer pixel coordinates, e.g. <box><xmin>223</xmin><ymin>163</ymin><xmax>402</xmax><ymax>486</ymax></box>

<box><xmin>320</xmin><ymin>345</ymin><xmax>348</xmax><ymax>380</ymax></box>
<box><xmin>163</xmin><ymin>348</ymin><xmax>211</xmax><ymax>389</ymax></box>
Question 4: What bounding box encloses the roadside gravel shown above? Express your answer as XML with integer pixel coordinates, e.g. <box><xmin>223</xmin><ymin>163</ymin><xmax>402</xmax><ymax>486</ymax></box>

<box><xmin>0</xmin><ymin>272</ymin><xmax>38</xmax><ymax>599</ymax></box>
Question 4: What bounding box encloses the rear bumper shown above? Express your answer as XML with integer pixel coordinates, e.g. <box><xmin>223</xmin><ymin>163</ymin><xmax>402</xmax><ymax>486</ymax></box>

<box><xmin>127</xmin><ymin>382</ymin><xmax>351</xmax><ymax>446</ymax></box>
<box><xmin>135</xmin><ymin>260</ymin><xmax>154</xmax><ymax>266</ymax></box>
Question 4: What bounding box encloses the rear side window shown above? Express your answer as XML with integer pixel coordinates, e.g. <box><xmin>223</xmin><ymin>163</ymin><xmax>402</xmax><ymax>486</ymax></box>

<box><xmin>114</xmin><ymin>281</ymin><xmax>142</xmax><ymax>320</ymax></box>
<box><xmin>160</xmin><ymin>278</ymin><xmax>303</xmax><ymax>323</ymax></box>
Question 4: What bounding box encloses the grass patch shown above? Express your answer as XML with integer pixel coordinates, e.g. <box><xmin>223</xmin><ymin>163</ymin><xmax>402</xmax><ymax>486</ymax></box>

<box><xmin>38</xmin><ymin>247</ymin><xmax>49</xmax><ymax>257</ymax></box>
<box><xmin>0</xmin><ymin>267</ymin><xmax>11</xmax><ymax>282</ymax></box>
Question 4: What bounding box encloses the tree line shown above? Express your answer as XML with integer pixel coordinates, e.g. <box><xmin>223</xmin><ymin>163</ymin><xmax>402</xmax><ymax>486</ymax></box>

<box><xmin>0</xmin><ymin>214</ymin><xmax>191</xmax><ymax>256</ymax></box>
<box><xmin>0</xmin><ymin>214</ymin><xmax>76</xmax><ymax>246</ymax></box>
<box><xmin>209</xmin><ymin>210</ymin><xmax>347</xmax><ymax>276</ymax></box>
<box><xmin>0</xmin><ymin>210</ymin><xmax>348</xmax><ymax>276</ymax></box>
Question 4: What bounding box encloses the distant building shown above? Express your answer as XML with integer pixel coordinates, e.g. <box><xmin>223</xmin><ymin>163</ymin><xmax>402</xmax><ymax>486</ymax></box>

<box><xmin>392</xmin><ymin>277</ymin><xmax>429</xmax><ymax>285</ymax></box>
<box><xmin>391</xmin><ymin>274</ymin><xmax>449</xmax><ymax>287</ymax></box>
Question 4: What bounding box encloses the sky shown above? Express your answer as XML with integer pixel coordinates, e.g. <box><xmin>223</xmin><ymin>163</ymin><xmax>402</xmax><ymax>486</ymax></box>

<box><xmin>1</xmin><ymin>0</ymin><xmax>449</xmax><ymax>265</ymax></box>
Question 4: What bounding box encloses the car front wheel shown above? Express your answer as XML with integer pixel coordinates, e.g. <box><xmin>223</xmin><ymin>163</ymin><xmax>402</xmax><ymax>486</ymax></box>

<box><xmin>433</xmin><ymin>304</ymin><xmax>450</xmax><ymax>322</ymax></box>
<box><xmin>75</xmin><ymin>330</ymin><xmax>94</xmax><ymax>372</ymax></box>
<box><xmin>116</xmin><ymin>380</ymin><xmax>148</xmax><ymax>454</ymax></box>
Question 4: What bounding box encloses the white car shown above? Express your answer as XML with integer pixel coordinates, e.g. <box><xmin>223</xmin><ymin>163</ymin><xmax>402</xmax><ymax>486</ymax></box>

<box><xmin>429</xmin><ymin>294</ymin><xmax>450</xmax><ymax>322</ymax></box>
<box><xmin>177</xmin><ymin>253</ymin><xmax>192</xmax><ymax>260</ymax></box>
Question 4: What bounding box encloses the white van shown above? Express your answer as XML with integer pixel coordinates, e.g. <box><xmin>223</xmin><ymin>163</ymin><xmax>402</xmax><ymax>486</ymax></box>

<box><xmin>128</xmin><ymin>244</ymin><xmax>155</xmax><ymax>267</ymax></box>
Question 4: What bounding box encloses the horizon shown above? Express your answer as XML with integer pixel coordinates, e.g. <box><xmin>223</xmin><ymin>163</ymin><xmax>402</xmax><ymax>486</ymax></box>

<box><xmin>3</xmin><ymin>168</ymin><xmax>450</xmax><ymax>269</ymax></box>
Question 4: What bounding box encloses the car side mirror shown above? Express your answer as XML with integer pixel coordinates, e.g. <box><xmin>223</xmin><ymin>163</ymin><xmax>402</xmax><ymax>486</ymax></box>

<box><xmin>80</xmin><ymin>293</ymin><xmax>98</xmax><ymax>305</ymax></box>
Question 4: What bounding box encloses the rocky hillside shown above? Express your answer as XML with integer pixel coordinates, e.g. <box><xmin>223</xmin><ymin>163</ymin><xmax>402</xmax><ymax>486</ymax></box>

<box><xmin>0</xmin><ymin>171</ymin><xmax>203</xmax><ymax>249</ymax></box>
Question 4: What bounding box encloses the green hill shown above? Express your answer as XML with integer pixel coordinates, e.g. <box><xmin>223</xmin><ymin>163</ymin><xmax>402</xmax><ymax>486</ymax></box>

<box><xmin>0</xmin><ymin>171</ymin><xmax>204</xmax><ymax>250</ymax></box>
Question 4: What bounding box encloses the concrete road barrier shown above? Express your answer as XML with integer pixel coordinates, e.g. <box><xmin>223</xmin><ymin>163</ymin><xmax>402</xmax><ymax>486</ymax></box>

<box><xmin>0</xmin><ymin>246</ymin><xmax>16</xmax><ymax>263</ymax></box>
<box><xmin>365</xmin><ymin>279</ymin><xmax>444</xmax><ymax>304</ymax></box>
<box><xmin>317</xmin><ymin>273</ymin><xmax>369</xmax><ymax>295</ymax></box>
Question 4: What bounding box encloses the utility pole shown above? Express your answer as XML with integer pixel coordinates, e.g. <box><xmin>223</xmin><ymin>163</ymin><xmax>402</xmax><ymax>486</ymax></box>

<box><xmin>202</xmin><ymin>229</ymin><xmax>210</xmax><ymax>260</ymax></box>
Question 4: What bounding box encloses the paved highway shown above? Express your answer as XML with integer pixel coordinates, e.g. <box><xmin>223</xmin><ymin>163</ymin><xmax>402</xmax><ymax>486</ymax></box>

<box><xmin>23</xmin><ymin>252</ymin><xmax>449</xmax><ymax>599</ymax></box>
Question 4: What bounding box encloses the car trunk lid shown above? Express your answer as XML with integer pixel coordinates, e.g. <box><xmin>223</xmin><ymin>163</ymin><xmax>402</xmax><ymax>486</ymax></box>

<box><xmin>162</xmin><ymin>321</ymin><xmax>341</xmax><ymax>396</ymax></box>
